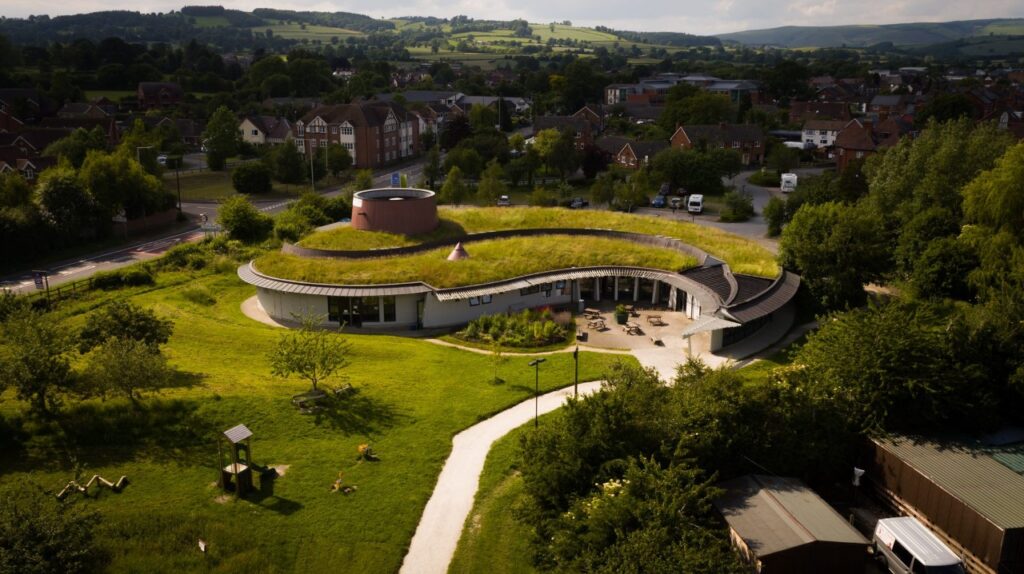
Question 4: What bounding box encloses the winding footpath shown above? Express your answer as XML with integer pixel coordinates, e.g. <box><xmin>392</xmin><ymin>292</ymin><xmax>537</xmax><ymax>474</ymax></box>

<box><xmin>399</xmin><ymin>381</ymin><xmax>605</xmax><ymax>574</ymax></box>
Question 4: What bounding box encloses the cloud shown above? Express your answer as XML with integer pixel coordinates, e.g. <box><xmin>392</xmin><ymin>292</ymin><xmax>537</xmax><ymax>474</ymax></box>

<box><xmin>1</xmin><ymin>0</ymin><xmax>1022</xmax><ymax>35</ymax></box>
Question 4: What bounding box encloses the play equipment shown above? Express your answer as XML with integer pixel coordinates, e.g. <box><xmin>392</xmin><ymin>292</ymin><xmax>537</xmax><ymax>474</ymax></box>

<box><xmin>56</xmin><ymin>474</ymin><xmax>129</xmax><ymax>500</ymax></box>
<box><xmin>219</xmin><ymin>424</ymin><xmax>255</xmax><ymax>496</ymax></box>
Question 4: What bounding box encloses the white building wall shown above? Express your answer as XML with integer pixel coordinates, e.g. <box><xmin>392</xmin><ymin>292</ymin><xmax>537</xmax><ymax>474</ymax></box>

<box><xmin>422</xmin><ymin>286</ymin><xmax>573</xmax><ymax>328</ymax></box>
<box><xmin>257</xmin><ymin>287</ymin><xmax>328</xmax><ymax>322</ymax></box>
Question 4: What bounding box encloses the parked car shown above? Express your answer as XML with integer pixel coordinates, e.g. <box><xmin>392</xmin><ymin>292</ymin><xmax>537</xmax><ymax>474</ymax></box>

<box><xmin>670</xmin><ymin>196</ymin><xmax>683</xmax><ymax>210</ymax></box>
<box><xmin>658</xmin><ymin>183</ymin><xmax>670</xmax><ymax>196</ymax></box>
<box><xmin>569</xmin><ymin>197</ymin><xmax>589</xmax><ymax>209</ymax></box>
<box><xmin>781</xmin><ymin>173</ymin><xmax>798</xmax><ymax>193</ymax></box>
<box><xmin>687</xmin><ymin>194</ymin><xmax>704</xmax><ymax>214</ymax></box>
<box><xmin>873</xmin><ymin>517</ymin><xmax>965</xmax><ymax>574</ymax></box>
<box><xmin>650</xmin><ymin>195</ymin><xmax>666</xmax><ymax>208</ymax></box>
<box><xmin>497</xmin><ymin>195</ymin><xmax>511</xmax><ymax>207</ymax></box>
<box><xmin>156</xmin><ymin>154</ymin><xmax>168</xmax><ymax>166</ymax></box>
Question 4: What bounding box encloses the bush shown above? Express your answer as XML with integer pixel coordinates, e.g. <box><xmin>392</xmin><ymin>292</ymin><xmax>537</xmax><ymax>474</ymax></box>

<box><xmin>0</xmin><ymin>483</ymin><xmax>105</xmax><ymax>573</ymax></box>
<box><xmin>763</xmin><ymin>196</ymin><xmax>786</xmax><ymax>236</ymax></box>
<box><xmin>79</xmin><ymin>300</ymin><xmax>173</xmax><ymax>352</ymax></box>
<box><xmin>218</xmin><ymin>195</ymin><xmax>273</xmax><ymax>243</ymax></box>
<box><xmin>181</xmin><ymin>285</ymin><xmax>216</xmax><ymax>306</ymax></box>
<box><xmin>90</xmin><ymin>266</ymin><xmax>155</xmax><ymax>290</ymax></box>
<box><xmin>455</xmin><ymin>309</ymin><xmax>571</xmax><ymax>348</ymax></box>
<box><xmin>747</xmin><ymin>171</ymin><xmax>780</xmax><ymax>187</ymax></box>
<box><xmin>719</xmin><ymin>190</ymin><xmax>755</xmax><ymax>222</ymax></box>
<box><xmin>528</xmin><ymin>187</ymin><xmax>557</xmax><ymax>207</ymax></box>
<box><xmin>231</xmin><ymin>162</ymin><xmax>273</xmax><ymax>195</ymax></box>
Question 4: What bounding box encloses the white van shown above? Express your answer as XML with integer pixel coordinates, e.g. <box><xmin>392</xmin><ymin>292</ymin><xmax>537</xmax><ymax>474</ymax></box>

<box><xmin>687</xmin><ymin>194</ymin><xmax>703</xmax><ymax>214</ymax></box>
<box><xmin>873</xmin><ymin>517</ymin><xmax>965</xmax><ymax>574</ymax></box>
<box><xmin>780</xmin><ymin>173</ymin><xmax>798</xmax><ymax>193</ymax></box>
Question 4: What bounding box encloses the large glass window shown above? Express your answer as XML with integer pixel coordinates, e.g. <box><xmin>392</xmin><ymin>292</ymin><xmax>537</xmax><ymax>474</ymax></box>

<box><xmin>327</xmin><ymin>296</ymin><xmax>362</xmax><ymax>327</ymax></box>
<box><xmin>361</xmin><ymin>296</ymin><xmax>381</xmax><ymax>324</ymax></box>
<box><xmin>382</xmin><ymin>296</ymin><xmax>396</xmax><ymax>322</ymax></box>
<box><xmin>328</xmin><ymin>297</ymin><xmax>343</xmax><ymax>323</ymax></box>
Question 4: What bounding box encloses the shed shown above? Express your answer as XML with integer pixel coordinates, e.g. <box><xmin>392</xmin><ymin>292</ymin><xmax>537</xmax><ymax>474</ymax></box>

<box><xmin>715</xmin><ymin>475</ymin><xmax>869</xmax><ymax>573</ymax></box>
<box><xmin>867</xmin><ymin>435</ymin><xmax>1024</xmax><ymax>574</ymax></box>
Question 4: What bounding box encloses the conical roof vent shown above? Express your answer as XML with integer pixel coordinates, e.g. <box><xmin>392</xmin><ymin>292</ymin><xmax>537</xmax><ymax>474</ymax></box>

<box><xmin>447</xmin><ymin>242</ymin><xmax>469</xmax><ymax>261</ymax></box>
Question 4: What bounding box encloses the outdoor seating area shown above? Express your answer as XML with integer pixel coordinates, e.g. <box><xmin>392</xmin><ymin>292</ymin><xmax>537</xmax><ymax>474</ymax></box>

<box><xmin>576</xmin><ymin>303</ymin><xmax>692</xmax><ymax>351</ymax></box>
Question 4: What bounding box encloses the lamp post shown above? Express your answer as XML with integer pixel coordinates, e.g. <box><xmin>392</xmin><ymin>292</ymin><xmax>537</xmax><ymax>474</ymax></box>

<box><xmin>573</xmin><ymin>345</ymin><xmax>579</xmax><ymax>398</ymax></box>
<box><xmin>528</xmin><ymin>358</ymin><xmax>546</xmax><ymax>428</ymax></box>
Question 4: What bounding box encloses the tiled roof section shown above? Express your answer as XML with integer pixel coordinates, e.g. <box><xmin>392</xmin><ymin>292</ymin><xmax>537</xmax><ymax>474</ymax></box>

<box><xmin>595</xmin><ymin>136</ymin><xmax>629</xmax><ymax>154</ymax></box>
<box><xmin>834</xmin><ymin>119</ymin><xmax>878</xmax><ymax>151</ymax></box>
<box><xmin>715</xmin><ymin>474</ymin><xmax>868</xmax><ymax>557</ymax></box>
<box><xmin>679</xmin><ymin>124</ymin><xmax>765</xmax><ymax>146</ymax></box>
<box><xmin>802</xmin><ymin>119</ymin><xmax>848</xmax><ymax>132</ymax></box>
<box><xmin>732</xmin><ymin>274</ymin><xmax>774</xmax><ymax>305</ymax></box>
<box><xmin>626</xmin><ymin>140</ymin><xmax>669</xmax><ymax>160</ymax></box>
<box><xmin>682</xmin><ymin>264</ymin><xmax>735</xmax><ymax>303</ymax></box>
<box><xmin>300</xmin><ymin>101</ymin><xmax>408</xmax><ymax>127</ymax></box>
<box><xmin>724</xmin><ymin>271</ymin><xmax>800</xmax><ymax>323</ymax></box>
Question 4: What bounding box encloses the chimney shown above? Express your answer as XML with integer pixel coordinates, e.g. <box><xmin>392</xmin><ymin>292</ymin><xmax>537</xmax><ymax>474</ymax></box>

<box><xmin>447</xmin><ymin>242</ymin><xmax>469</xmax><ymax>261</ymax></box>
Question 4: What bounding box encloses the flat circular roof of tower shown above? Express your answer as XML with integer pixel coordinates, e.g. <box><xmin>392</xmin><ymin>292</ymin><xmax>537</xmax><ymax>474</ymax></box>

<box><xmin>351</xmin><ymin>187</ymin><xmax>438</xmax><ymax>235</ymax></box>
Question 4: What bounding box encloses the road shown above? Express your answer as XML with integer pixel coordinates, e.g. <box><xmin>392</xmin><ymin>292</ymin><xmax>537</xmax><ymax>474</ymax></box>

<box><xmin>0</xmin><ymin>158</ymin><xmax>428</xmax><ymax>294</ymax></box>
<box><xmin>632</xmin><ymin>167</ymin><xmax>828</xmax><ymax>254</ymax></box>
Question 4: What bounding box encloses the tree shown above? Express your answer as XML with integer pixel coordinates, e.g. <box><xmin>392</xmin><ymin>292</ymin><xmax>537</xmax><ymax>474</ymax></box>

<box><xmin>440</xmin><ymin>166</ymin><xmax>469</xmax><ymax>205</ymax></box>
<box><xmin>34</xmin><ymin>161</ymin><xmax>96</xmax><ymax>238</ymax></box>
<box><xmin>423</xmin><ymin>146</ymin><xmax>442</xmax><ymax>190</ymax></box>
<box><xmin>509</xmin><ymin>133</ymin><xmax>526</xmax><ymax>154</ymax></box>
<box><xmin>78</xmin><ymin>301</ymin><xmax>173</xmax><ymax>353</ymax></box>
<box><xmin>0</xmin><ymin>307</ymin><xmax>76</xmax><ymax>415</ymax></box>
<box><xmin>915</xmin><ymin>93</ymin><xmax>974</xmax><ymax>126</ymax></box>
<box><xmin>719</xmin><ymin>190</ymin><xmax>754</xmax><ymax>222</ymax></box>
<box><xmin>763</xmin><ymin>196</ymin><xmax>786</xmax><ymax>236</ymax></box>
<box><xmin>613</xmin><ymin>174</ymin><xmax>649</xmax><ymax>213</ymax></box>
<box><xmin>202</xmin><ymin>106</ymin><xmax>240</xmax><ymax>171</ymax></box>
<box><xmin>660</xmin><ymin>91</ymin><xmax>735</xmax><ymax>132</ymax></box>
<box><xmin>911</xmin><ymin>236</ymin><xmax>977</xmax><ymax>300</ymax></box>
<box><xmin>325</xmin><ymin>143</ymin><xmax>352</xmax><ymax>178</ymax></box>
<box><xmin>0</xmin><ymin>173</ymin><xmax>32</xmax><ymax>207</ymax></box>
<box><xmin>766</xmin><ymin>145</ymin><xmax>800</xmax><ymax>174</ymax></box>
<box><xmin>0</xmin><ymin>483</ymin><xmax>104</xmax><ymax>574</ymax></box>
<box><xmin>590</xmin><ymin>172</ymin><xmax>617</xmax><ymax>207</ymax></box>
<box><xmin>270</xmin><ymin>314</ymin><xmax>351</xmax><ymax>392</ymax></box>
<box><xmin>352</xmin><ymin>169</ymin><xmax>375</xmax><ymax>191</ymax></box>
<box><xmin>271</xmin><ymin>139</ymin><xmax>305</xmax><ymax>184</ymax></box>
<box><xmin>78</xmin><ymin>149</ymin><xmax>168</xmax><ymax>218</ymax></box>
<box><xmin>963</xmin><ymin>142</ymin><xmax>1024</xmax><ymax>242</ymax></box>
<box><xmin>443</xmin><ymin>147</ymin><xmax>483</xmax><ymax>179</ymax></box>
<box><xmin>440</xmin><ymin>114</ymin><xmax>472</xmax><ymax>149</ymax></box>
<box><xmin>779</xmin><ymin>201</ymin><xmax>889</xmax><ymax>310</ymax></box>
<box><xmin>43</xmin><ymin>126</ymin><xmax>107</xmax><ymax>168</ymax></box>
<box><xmin>218</xmin><ymin>195</ymin><xmax>273</xmax><ymax>243</ymax></box>
<box><xmin>80</xmin><ymin>338</ymin><xmax>176</xmax><ymax>404</ymax></box>
<box><xmin>476</xmin><ymin>159</ymin><xmax>507</xmax><ymax>204</ymax></box>
<box><xmin>232</xmin><ymin>162</ymin><xmax>273</xmax><ymax>195</ymax></box>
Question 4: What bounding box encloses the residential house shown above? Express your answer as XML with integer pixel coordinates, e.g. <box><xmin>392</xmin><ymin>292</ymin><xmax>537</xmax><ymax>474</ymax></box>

<box><xmin>239</xmin><ymin>115</ymin><xmax>293</xmax><ymax>146</ymax></box>
<box><xmin>293</xmin><ymin>101</ymin><xmax>420</xmax><ymax>170</ymax></box>
<box><xmin>670</xmin><ymin>123</ymin><xmax>765</xmax><ymax>166</ymax></box>
<box><xmin>0</xmin><ymin>88</ymin><xmax>56</xmax><ymax>123</ymax></box>
<box><xmin>788</xmin><ymin>100</ymin><xmax>852</xmax><ymax>125</ymax></box>
<box><xmin>833</xmin><ymin>117</ymin><xmax>911</xmax><ymax>171</ymax></box>
<box><xmin>375</xmin><ymin>90</ymin><xmax>462</xmax><ymax>107</ymax></box>
<box><xmin>801</xmin><ymin>119</ymin><xmax>847</xmax><ymax>149</ymax></box>
<box><xmin>0</xmin><ymin>108</ymin><xmax>24</xmax><ymax>133</ymax></box>
<box><xmin>39</xmin><ymin>116</ymin><xmax>120</xmax><ymax>147</ymax></box>
<box><xmin>137</xmin><ymin>82</ymin><xmax>184</xmax><ymax>110</ymax></box>
<box><xmin>0</xmin><ymin>147</ymin><xmax>53</xmax><ymax>182</ymax></box>
<box><xmin>868</xmin><ymin>94</ymin><xmax>910</xmax><ymax>119</ymax></box>
<box><xmin>56</xmin><ymin>102</ymin><xmax>110</xmax><ymax>119</ymax></box>
<box><xmin>572</xmin><ymin>104</ymin><xmax>606</xmax><ymax>133</ymax></box>
<box><xmin>532</xmin><ymin>116</ymin><xmax>594</xmax><ymax>149</ymax></box>
<box><xmin>715</xmin><ymin>474</ymin><xmax>869</xmax><ymax>574</ymax></box>
<box><xmin>0</xmin><ymin>128</ymin><xmax>73</xmax><ymax>156</ymax></box>
<box><xmin>614</xmin><ymin>140</ymin><xmax>668</xmax><ymax>169</ymax></box>
<box><xmin>594</xmin><ymin>135</ymin><xmax>630</xmax><ymax>158</ymax></box>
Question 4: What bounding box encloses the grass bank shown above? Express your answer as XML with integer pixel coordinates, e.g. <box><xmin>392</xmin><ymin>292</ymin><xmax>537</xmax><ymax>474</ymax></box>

<box><xmin>256</xmin><ymin>235</ymin><xmax>698</xmax><ymax>287</ymax></box>
<box><xmin>298</xmin><ymin>207</ymin><xmax>778</xmax><ymax>277</ymax></box>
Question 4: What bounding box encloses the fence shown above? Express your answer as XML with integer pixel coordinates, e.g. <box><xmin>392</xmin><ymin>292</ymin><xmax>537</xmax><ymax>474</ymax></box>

<box><xmin>10</xmin><ymin>276</ymin><xmax>99</xmax><ymax>309</ymax></box>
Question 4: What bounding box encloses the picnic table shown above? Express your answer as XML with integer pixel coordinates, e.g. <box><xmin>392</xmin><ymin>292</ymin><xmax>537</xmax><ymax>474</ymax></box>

<box><xmin>624</xmin><ymin>321</ymin><xmax>642</xmax><ymax>335</ymax></box>
<box><xmin>624</xmin><ymin>304</ymin><xmax>638</xmax><ymax>317</ymax></box>
<box><xmin>583</xmin><ymin>307</ymin><xmax>602</xmax><ymax>318</ymax></box>
<box><xmin>587</xmin><ymin>318</ymin><xmax>606</xmax><ymax>330</ymax></box>
<box><xmin>646</xmin><ymin>315</ymin><xmax>665</xmax><ymax>326</ymax></box>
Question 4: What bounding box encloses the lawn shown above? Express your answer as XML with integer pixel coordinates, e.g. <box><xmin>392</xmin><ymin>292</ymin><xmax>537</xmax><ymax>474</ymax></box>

<box><xmin>165</xmin><ymin>169</ymin><xmax>303</xmax><ymax>201</ymax></box>
<box><xmin>0</xmin><ymin>268</ymin><xmax>634</xmax><ymax>573</ymax></box>
<box><xmin>530</xmin><ymin>24</ymin><xmax>620</xmax><ymax>43</ymax></box>
<box><xmin>297</xmin><ymin>207</ymin><xmax>779</xmax><ymax>277</ymax></box>
<box><xmin>449</xmin><ymin>415</ymin><xmax>548</xmax><ymax>574</ymax></box>
<box><xmin>255</xmin><ymin>235</ymin><xmax>698</xmax><ymax>287</ymax></box>
<box><xmin>255</xmin><ymin>23</ymin><xmax>363</xmax><ymax>41</ymax></box>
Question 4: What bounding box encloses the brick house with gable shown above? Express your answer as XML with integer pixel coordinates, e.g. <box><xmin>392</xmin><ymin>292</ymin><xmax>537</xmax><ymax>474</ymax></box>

<box><xmin>670</xmin><ymin>123</ymin><xmax>765</xmax><ymax>166</ymax></box>
<box><xmin>137</xmin><ymin>82</ymin><xmax>184</xmax><ymax>110</ymax></box>
<box><xmin>615</xmin><ymin>140</ymin><xmax>669</xmax><ymax>169</ymax></box>
<box><xmin>293</xmin><ymin>101</ymin><xmax>420</xmax><ymax>170</ymax></box>
<box><xmin>834</xmin><ymin>117</ymin><xmax>911</xmax><ymax>171</ymax></box>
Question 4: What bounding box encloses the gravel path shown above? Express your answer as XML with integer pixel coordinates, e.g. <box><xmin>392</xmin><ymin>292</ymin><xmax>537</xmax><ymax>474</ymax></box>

<box><xmin>398</xmin><ymin>381</ymin><xmax>604</xmax><ymax>574</ymax></box>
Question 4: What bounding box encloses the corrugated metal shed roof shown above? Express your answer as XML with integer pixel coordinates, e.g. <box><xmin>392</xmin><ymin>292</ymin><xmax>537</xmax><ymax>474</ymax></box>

<box><xmin>223</xmin><ymin>424</ymin><xmax>252</xmax><ymax>444</ymax></box>
<box><xmin>238</xmin><ymin>263</ymin><xmax>433</xmax><ymax>297</ymax></box>
<box><xmin>874</xmin><ymin>436</ymin><xmax>1024</xmax><ymax>529</ymax></box>
<box><xmin>682</xmin><ymin>265</ymin><xmax>735</xmax><ymax>302</ymax></box>
<box><xmin>715</xmin><ymin>475</ymin><xmax>868</xmax><ymax>557</ymax></box>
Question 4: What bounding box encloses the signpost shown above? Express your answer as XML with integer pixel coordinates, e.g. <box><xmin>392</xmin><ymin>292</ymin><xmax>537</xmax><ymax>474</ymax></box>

<box><xmin>390</xmin><ymin>172</ymin><xmax>400</xmax><ymax>187</ymax></box>
<box><xmin>32</xmin><ymin>270</ymin><xmax>50</xmax><ymax>304</ymax></box>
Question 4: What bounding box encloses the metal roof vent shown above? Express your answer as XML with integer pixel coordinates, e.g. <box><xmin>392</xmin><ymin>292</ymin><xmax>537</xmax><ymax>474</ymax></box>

<box><xmin>447</xmin><ymin>242</ymin><xmax>469</xmax><ymax>261</ymax></box>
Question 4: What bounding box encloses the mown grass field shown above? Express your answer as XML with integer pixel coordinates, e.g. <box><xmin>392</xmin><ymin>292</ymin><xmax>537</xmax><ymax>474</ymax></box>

<box><xmin>297</xmin><ymin>207</ymin><xmax>780</xmax><ymax>277</ymax></box>
<box><xmin>257</xmin><ymin>235</ymin><xmax>698</xmax><ymax>287</ymax></box>
<box><xmin>164</xmin><ymin>169</ymin><xmax>304</xmax><ymax>201</ymax></box>
<box><xmin>255</xmin><ymin>23</ymin><xmax>363</xmax><ymax>41</ymax></box>
<box><xmin>0</xmin><ymin>268</ymin><xmax>633</xmax><ymax>573</ymax></box>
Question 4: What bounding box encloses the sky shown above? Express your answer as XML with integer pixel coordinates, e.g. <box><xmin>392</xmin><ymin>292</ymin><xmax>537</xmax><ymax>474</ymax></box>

<box><xmin>2</xmin><ymin>0</ymin><xmax>1023</xmax><ymax>35</ymax></box>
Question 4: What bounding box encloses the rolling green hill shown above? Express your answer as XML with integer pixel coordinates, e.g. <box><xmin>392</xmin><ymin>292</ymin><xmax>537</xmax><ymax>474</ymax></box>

<box><xmin>717</xmin><ymin>18</ymin><xmax>1024</xmax><ymax>47</ymax></box>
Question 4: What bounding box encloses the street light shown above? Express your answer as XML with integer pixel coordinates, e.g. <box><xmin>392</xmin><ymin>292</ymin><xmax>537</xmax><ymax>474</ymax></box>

<box><xmin>528</xmin><ymin>358</ymin><xmax>546</xmax><ymax>428</ymax></box>
<box><xmin>573</xmin><ymin>345</ymin><xmax>579</xmax><ymax>398</ymax></box>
